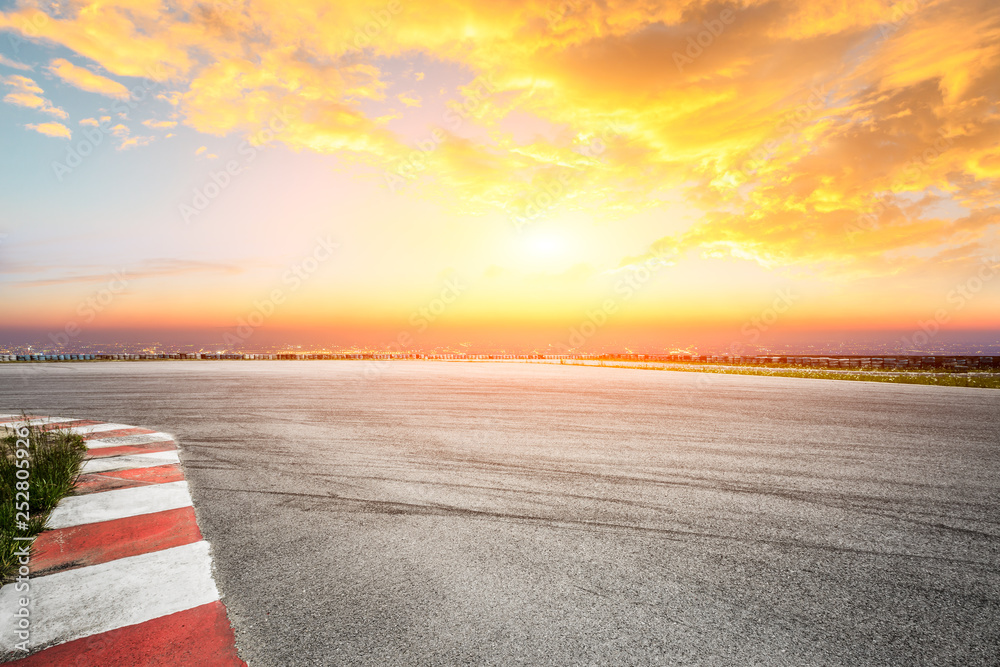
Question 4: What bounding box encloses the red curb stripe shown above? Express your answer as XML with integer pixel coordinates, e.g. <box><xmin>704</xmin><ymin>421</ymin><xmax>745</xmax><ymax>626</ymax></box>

<box><xmin>31</xmin><ymin>507</ymin><xmax>203</xmax><ymax>576</ymax></box>
<box><xmin>85</xmin><ymin>441</ymin><xmax>177</xmax><ymax>459</ymax></box>
<box><xmin>81</xmin><ymin>427</ymin><xmax>156</xmax><ymax>440</ymax></box>
<box><xmin>73</xmin><ymin>464</ymin><xmax>186</xmax><ymax>495</ymax></box>
<box><xmin>5</xmin><ymin>600</ymin><xmax>247</xmax><ymax>666</ymax></box>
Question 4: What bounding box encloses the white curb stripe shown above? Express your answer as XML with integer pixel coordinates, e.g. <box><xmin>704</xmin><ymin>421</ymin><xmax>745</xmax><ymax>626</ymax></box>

<box><xmin>65</xmin><ymin>423</ymin><xmax>138</xmax><ymax>434</ymax></box>
<box><xmin>86</xmin><ymin>432</ymin><xmax>175</xmax><ymax>449</ymax></box>
<box><xmin>0</xmin><ymin>541</ymin><xmax>220</xmax><ymax>652</ymax></box>
<box><xmin>81</xmin><ymin>450</ymin><xmax>180</xmax><ymax>473</ymax></box>
<box><xmin>47</xmin><ymin>481</ymin><xmax>192</xmax><ymax>529</ymax></box>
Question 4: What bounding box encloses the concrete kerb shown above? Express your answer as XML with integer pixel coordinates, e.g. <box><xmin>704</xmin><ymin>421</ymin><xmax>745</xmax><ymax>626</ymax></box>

<box><xmin>0</xmin><ymin>415</ymin><xmax>245</xmax><ymax>665</ymax></box>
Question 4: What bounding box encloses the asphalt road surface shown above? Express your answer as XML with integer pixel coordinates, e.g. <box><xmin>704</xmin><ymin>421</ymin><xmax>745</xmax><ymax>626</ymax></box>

<box><xmin>2</xmin><ymin>361</ymin><xmax>999</xmax><ymax>666</ymax></box>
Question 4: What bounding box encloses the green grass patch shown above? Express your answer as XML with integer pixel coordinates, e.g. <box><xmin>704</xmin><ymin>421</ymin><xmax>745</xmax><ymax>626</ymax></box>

<box><xmin>547</xmin><ymin>360</ymin><xmax>1000</xmax><ymax>389</ymax></box>
<box><xmin>1</xmin><ymin>420</ymin><xmax>87</xmax><ymax>584</ymax></box>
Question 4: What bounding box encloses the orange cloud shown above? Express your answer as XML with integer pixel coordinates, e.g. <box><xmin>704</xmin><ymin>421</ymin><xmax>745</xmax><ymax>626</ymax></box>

<box><xmin>25</xmin><ymin>121</ymin><xmax>71</xmax><ymax>139</ymax></box>
<box><xmin>0</xmin><ymin>5</ymin><xmax>191</xmax><ymax>80</ymax></box>
<box><xmin>0</xmin><ymin>0</ymin><xmax>996</xmax><ymax>288</ymax></box>
<box><xmin>142</xmin><ymin>119</ymin><xmax>178</xmax><ymax>129</ymax></box>
<box><xmin>119</xmin><ymin>135</ymin><xmax>154</xmax><ymax>150</ymax></box>
<box><xmin>397</xmin><ymin>90</ymin><xmax>421</xmax><ymax>107</ymax></box>
<box><xmin>0</xmin><ymin>53</ymin><xmax>30</xmax><ymax>70</ymax></box>
<box><xmin>1</xmin><ymin>74</ymin><xmax>67</xmax><ymax>118</ymax></box>
<box><xmin>47</xmin><ymin>58</ymin><xmax>130</xmax><ymax>99</ymax></box>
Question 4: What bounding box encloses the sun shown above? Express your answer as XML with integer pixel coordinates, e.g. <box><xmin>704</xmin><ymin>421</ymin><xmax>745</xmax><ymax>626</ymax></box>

<box><xmin>507</xmin><ymin>219</ymin><xmax>598</xmax><ymax>272</ymax></box>
<box><xmin>525</xmin><ymin>231</ymin><xmax>567</xmax><ymax>258</ymax></box>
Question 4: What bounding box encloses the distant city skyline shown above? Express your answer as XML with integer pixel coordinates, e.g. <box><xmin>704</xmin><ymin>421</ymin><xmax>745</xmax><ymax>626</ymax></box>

<box><xmin>2</xmin><ymin>330</ymin><xmax>999</xmax><ymax>357</ymax></box>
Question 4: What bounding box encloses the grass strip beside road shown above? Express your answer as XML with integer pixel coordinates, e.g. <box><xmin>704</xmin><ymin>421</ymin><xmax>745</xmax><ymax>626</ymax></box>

<box><xmin>1</xmin><ymin>421</ymin><xmax>87</xmax><ymax>584</ymax></box>
<box><xmin>539</xmin><ymin>360</ymin><xmax>1000</xmax><ymax>388</ymax></box>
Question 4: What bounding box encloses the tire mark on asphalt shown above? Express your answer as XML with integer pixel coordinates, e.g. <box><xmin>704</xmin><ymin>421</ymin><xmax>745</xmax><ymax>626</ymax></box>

<box><xmin>194</xmin><ymin>485</ymin><xmax>999</xmax><ymax>569</ymax></box>
<box><xmin>272</xmin><ymin>467</ymin><xmax>1000</xmax><ymax>541</ymax></box>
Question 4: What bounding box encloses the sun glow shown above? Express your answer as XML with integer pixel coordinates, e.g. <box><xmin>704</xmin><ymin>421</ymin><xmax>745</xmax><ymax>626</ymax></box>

<box><xmin>0</xmin><ymin>0</ymin><xmax>998</xmax><ymax>345</ymax></box>
<box><xmin>524</xmin><ymin>231</ymin><xmax>566</xmax><ymax>259</ymax></box>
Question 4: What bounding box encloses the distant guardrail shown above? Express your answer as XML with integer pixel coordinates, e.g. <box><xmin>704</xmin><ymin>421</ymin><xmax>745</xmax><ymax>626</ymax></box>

<box><xmin>0</xmin><ymin>353</ymin><xmax>997</xmax><ymax>370</ymax></box>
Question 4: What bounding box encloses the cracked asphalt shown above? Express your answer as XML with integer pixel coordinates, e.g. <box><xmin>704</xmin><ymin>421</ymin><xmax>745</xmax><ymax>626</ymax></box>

<box><xmin>2</xmin><ymin>361</ymin><xmax>998</xmax><ymax>666</ymax></box>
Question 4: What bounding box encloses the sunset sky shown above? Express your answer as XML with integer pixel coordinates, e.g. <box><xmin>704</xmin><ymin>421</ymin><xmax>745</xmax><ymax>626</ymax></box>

<box><xmin>0</xmin><ymin>0</ymin><xmax>998</xmax><ymax>352</ymax></box>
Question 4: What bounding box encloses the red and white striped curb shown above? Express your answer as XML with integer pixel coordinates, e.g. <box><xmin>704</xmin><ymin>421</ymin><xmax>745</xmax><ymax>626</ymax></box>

<box><xmin>0</xmin><ymin>414</ymin><xmax>245</xmax><ymax>666</ymax></box>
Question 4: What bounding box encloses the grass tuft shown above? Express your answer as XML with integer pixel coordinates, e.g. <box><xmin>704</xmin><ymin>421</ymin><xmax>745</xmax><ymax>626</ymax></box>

<box><xmin>1</xmin><ymin>418</ymin><xmax>87</xmax><ymax>584</ymax></box>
